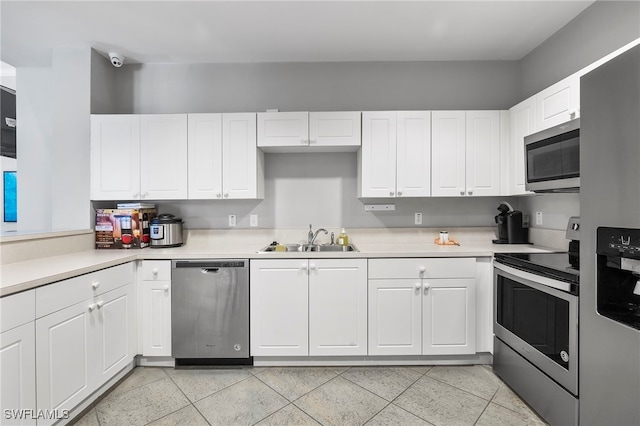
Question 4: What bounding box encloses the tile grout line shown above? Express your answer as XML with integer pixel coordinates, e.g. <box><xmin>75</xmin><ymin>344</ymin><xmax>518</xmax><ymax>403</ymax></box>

<box><xmin>157</xmin><ymin>369</ymin><xmax>209</xmax><ymax>426</ymax></box>
<box><xmin>472</xmin><ymin>384</ymin><xmax>501</xmax><ymax>426</ymax></box>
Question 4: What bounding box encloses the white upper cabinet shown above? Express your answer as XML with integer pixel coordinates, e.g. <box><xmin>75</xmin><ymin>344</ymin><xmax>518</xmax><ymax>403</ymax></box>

<box><xmin>91</xmin><ymin>114</ymin><xmax>188</xmax><ymax>200</ymax></box>
<box><xmin>432</xmin><ymin>111</ymin><xmax>501</xmax><ymax>196</ymax></box>
<box><xmin>91</xmin><ymin>115</ymin><xmax>141</xmax><ymax>200</ymax></box>
<box><xmin>508</xmin><ymin>97</ymin><xmax>536</xmax><ymax>195</ymax></box>
<box><xmin>257</xmin><ymin>112</ymin><xmax>309</xmax><ymax>148</ymax></box>
<box><xmin>140</xmin><ymin>114</ymin><xmax>188</xmax><ymax>200</ymax></box>
<box><xmin>360</xmin><ymin>111</ymin><xmax>431</xmax><ymax>198</ymax></box>
<box><xmin>360</xmin><ymin>111</ymin><xmax>397</xmax><ymax>197</ymax></box>
<box><xmin>535</xmin><ymin>74</ymin><xmax>580</xmax><ymax>131</ymax></box>
<box><xmin>222</xmin><ymin>113</ymin><xmax>264</xmax><ymax>199</ymax></box>
<box><xmin>396</xmin><ymin>111</ymin><xmax>432</xmax><ymax>197</ymax></box>
<box><xmin>188</xmin><ymin>113</ymin><xmax>263</xmax><ymax>199</ymax></box>
<box><xmin>309</xmin><ymin>111</ymin><xmax>361</xmax><ymax>148</ymax></box>
<box><xmin>257</xmin><ymin>111</ymin><xmax>361</xmax><ymax>152</ymax></box>
<box><xmin>187</xmin><ymin>113</ymin><xmax>223</xmax><ymax>199</ymax></box>
<box><xmin>465</xmin><ymin>111</ymin><xmax>501</xmax><ymax>196</ymax></box>
<box><xmin>431</xmin><ymin>111</ymin><xmax>466</xmax><ymax>196</ymax></box>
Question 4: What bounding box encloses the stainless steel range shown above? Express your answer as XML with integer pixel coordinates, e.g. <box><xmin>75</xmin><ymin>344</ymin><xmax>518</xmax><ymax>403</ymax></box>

<box><xmin>493</xmin><ymin>217</ymin><xmax>580</xmax><ymax>426</ymax></box>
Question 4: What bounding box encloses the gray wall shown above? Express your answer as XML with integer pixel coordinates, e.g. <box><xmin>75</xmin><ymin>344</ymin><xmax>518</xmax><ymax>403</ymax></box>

<box><xmin>90</xmin><ymin>49</ymin><xmax>118</xmax><ymax>114</ymax></box>
<box><xmin>110</xmin><ymin>61</ymin><xmax>520</xmax><ymax>113</ymax></box>
<box><xmin>520</xmin><ymin>0</ymin><xmax>640</xmax><ymax>99</ymax></box>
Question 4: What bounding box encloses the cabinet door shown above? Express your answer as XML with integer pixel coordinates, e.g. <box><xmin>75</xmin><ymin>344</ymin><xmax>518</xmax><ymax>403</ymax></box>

<box><xmin>90</xmin><ymin>115</ymin><xmax>141</xmax><ymax>200</ymax></box>
<box><xmin>309</xmin><ymin>259</ymin><xmax>367</xmax><ymax>356</ymax></box>
<box><xmin>257</xmin><ymin>112</ymin><xmax>309</xmax><ymax>147</ymax></box>
<box><xmin>431</xmin><ymin>111</ymin><xmax>466</xmax><ymax>196</ymax></box>
<box><xmin>422</xmin><ymin>278</ymin><xmax>476</xmax><ymax>355</ymax></box>
<box><xmin>396</xmin><ymin>111</ymin><xmax>431</xmax><ymax>197</ymax></box>
<box><xmin>309</xmin><ymin>112</ymin><xmax>361</xmax><ymax>148</ymax></box>
<box><xmin>509</xmin><ymin>97</ymin><xmax>536</xmax><ymax>195</ymax></box>
<box><xmin>95</xmin><ymin>284</ymin><xmax>136</xmax><ymax>383</ymax></box>
<box><xmin>140</xmin><ymin>280</ymin><xmax>172</xmax><ymax>356</ymax></box>
<box><xmin>250</xmin><ymin>260</ymin><xmax>309</xmax><ymax>356</ymax></box>
<box><xmin>187</xmin><ymin>113</ymin><xmax>223</xmax><ymax>199</ymax></box>
<box><xmin>36</xmin><ymin>299</ymin><xmax>95</xmax><ymax>422</ymax></box>
<box><xmin>536</xmin><ymin>75</ymin><xmax>580</xmax><ymax>131</ymax></box>
<box><xmin>222</xmin><ymin>113</ymin><xmax>259</xmax><ymax>199</ymax></box>
<box><xmin>465</xmin><ymin>111</ymin><xmax>501</xmax><ymax>196</ymax></box>
<box><xmin>368</xmin><ymin>279</ymin><xmax>422</xmax><ymax>356</ymax></box>
<box><xmin>1</xmin><ymin>323</ymin><xmax>36</xmax><ymax>426</ymax></box>
<box><xmin>360</xmin><ymin>112</ymin><xmax>397</xmax><ymax>197</ymax></box>
<box><xmin>140</xmin><ymin>114</ymin><xmax>188</xmax><ymax>199</ymax></box>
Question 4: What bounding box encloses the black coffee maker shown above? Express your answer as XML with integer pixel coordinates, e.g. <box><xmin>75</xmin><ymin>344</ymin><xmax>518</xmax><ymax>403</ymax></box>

<box><xmin>492</xmin><ymin>201</ymin><xmax>530</xmax><ymax>244</ymax></box>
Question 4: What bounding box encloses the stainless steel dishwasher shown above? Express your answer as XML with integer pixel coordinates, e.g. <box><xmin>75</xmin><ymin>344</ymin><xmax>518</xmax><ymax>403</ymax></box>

<box><xmin>171</xmin><ymin>259</ymin><xmax>251</xmax><ymax>366</ymax></box>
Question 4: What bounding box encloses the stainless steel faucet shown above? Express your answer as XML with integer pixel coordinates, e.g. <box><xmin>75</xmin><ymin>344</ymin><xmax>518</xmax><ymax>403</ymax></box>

<box><xmin>308</xmin><ymin>224</ymin><xmax>328</xmax><ymax>245</ymax></box>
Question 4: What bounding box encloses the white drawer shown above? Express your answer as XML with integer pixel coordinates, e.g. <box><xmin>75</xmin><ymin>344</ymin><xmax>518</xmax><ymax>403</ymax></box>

<box><xmin>36</xmin><ymin>262</ymin><xmax>134</xmax><ymax>318</ymax></box>
<box><xmin>368</xmin><ymin>258</ymin><xmax>476</xmax><ymax>279</ymax></box>
<box><xmin>141</xmin><ymin>260</ymin><xmax>171</xmax><ymax>281</ymax></box>
<box><xmin>0</xmin><ymin>289</ymin><xmax>35</xmax><ymax>333</ymax></box>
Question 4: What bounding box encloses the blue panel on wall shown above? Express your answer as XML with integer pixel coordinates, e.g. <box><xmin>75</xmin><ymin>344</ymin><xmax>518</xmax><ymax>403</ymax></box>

<box><xmin>4</xmin><ymin>170</ymin><xmax>17</xmax><ymax>222</ymax></box>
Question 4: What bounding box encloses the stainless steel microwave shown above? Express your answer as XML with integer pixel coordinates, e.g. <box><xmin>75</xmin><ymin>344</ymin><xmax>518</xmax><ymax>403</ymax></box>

<box><xmin>525</xmin><ymin>118</ymin><xmax>580</xmax><ymax>193</ymax></box>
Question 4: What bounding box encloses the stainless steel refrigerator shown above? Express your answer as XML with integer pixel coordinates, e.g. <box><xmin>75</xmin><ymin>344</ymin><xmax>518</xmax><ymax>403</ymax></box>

<box><xmin>580</xmin><ymin>44</ymin><xmax>640</xmax><ymax>425</ymax></box>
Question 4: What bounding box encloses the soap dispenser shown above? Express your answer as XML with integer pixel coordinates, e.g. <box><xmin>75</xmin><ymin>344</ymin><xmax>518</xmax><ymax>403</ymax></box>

<box><xmin>338</xmin><ymin>228</ymin><xmax>349</xmax><ymax>246</ymax></box>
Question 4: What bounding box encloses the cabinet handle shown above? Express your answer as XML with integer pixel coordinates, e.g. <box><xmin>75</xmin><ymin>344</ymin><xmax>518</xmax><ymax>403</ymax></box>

<box><xmin>92</xmin><ymin>281</ymin><xmax>100</xmax><ymax>290</ymax></box>
<box><xmin>423</xmin><ymin>283</ymin><xmax>431</xmax><ymax>290</ymax></box>
<box><xmin>468</xmin><ymin>188</ymin><xmax>473</xmax><ymax>196</ymax></box>
<box><xmin>301</xmin><ymin>263</ymin><xmax>308</xmax><ymax>270</ymax></box>
<box><xmin>569</xmin><ymin>109</ymin><xmax>577</xmax><ymax>118</ymax></box>
<box><xmin>88</xmin><ymin>303</ymin><xmax>97</xmax><ymax>312</ymax></box>
<box><xmin>459</xmin><ymin>188</ymin><xmax>465</xmax><ymax>196</ymax></box>
<box><xmin>152</xmin><ymin>268</ymin><xmax>159</xmax><ymax>275</ymax></box>
<box><xmin>309</xmin><ymin>263</ymin><xmax>317</xmax><ymax>270</ymax></box>
<box><xmin>389</xmin><ymin>191</ymin><xmax>395</xmax><ymax>197</ymax></box>
<box><xmin>224</xmin><ymin>193</ymin><xmax>229</xmax><ymax>198</ymax></box>
<box><xmin>309</xmin><ymin>139</ymin><xmax>317</xmax><ymax>144</ymax></box>
<box><xmin>419</xmin><ymin>266</ymin><xmax>426</xmax><ymax>274</ymax></box>
<box><xmin>163</xmin><ymin>285</ymin><xmax>169</xmax><ymax>292</ymax></box>
<box><xmin>216</xmin><ymin>193</ymin><xmax>222</xmax><ymax>199</ymax></box>
<box><xmin>133</xmin><ymin>192</ymin><xmax>140</xmax><ymax>199</ymax></box>
<box><xmin>96</xmin><ymin>301</ymin><xmax>105</xmax><ymax>309</ymax></box>
<box><xmin>142</xmin><ymin>192</ymin><xmax>149</xmax><ymax>199</ymax></box>
<box><xmin>301</xmin><ymin>139</ymin><xmax>309</xmax><ymax>145</ymax></box>
<box><xmin>415</xmin><ymin>283</ymin><xmax>422</xmax><ymax>289</ymax></box>
<box><xmin>397</xmin><ymin>190</ymin><xmax>403</xmax><ymax>196</ymax></box>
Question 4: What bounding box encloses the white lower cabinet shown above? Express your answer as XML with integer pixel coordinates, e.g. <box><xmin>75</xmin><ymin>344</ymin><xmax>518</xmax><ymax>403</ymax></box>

<box><xmin>250</xmin><ymin>259</ymin><xmax>367</xmax><ymax>357</ymax></box>
<box><xmin>35</xmin><ymin>265</ymin><xmax>135</xmax><ymax>425</ymax></box>
<box><xmin>1</xmin><ymin>322</ymin><xmax>37</xmax><ymax>426</ymax></box>
<box><xmin>139</xmin><ymin>261</ymin><xmax>172</xmax><ymax>356</ymax></box>
<box><xmin>309</xmin><ymin>259</ymin><xmax>367</xmax><ymax>356</ymax></box>
<box><xmin>368</xmin><ymin>258</ymin><xmax>476</xmax><ymax>356</ymax></box>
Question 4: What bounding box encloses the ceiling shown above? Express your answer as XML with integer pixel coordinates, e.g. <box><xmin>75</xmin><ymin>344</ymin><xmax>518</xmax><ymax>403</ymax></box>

<box><xmin>1</xmin><ymin>1</ymin><xmax>595</xmax><ymax>67</ymax></box>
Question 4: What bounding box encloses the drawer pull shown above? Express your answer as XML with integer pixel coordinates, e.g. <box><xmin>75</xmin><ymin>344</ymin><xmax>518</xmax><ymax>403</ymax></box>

<box><xmin>88</xmin><ymin>303</ymin><xmax>97</xmax><ymax>312</ymax></box>
<box><xmin>92</xmin><ymin>281</ymin><xmax>100</xmax><ymax>290</ymax></box>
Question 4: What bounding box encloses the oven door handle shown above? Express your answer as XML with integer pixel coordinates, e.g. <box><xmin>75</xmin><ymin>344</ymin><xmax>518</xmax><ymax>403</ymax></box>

<box><xmin>494</xmin><ymin>262</ymin><xmax>573</xmax><ymax>293</ymax></box>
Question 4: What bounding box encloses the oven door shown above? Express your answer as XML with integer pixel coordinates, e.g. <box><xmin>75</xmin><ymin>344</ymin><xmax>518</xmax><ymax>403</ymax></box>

<box><xmin>494</xmin><ymin>262</ymin><xmax>578</xmax><ymax>396</ymax></box>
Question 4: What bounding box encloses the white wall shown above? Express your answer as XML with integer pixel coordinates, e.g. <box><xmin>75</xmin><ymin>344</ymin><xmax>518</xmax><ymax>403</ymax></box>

<box><xmin>17</xmin><ymin>48</ymin><xmax>92</xmax><ymax>232</ymax></box>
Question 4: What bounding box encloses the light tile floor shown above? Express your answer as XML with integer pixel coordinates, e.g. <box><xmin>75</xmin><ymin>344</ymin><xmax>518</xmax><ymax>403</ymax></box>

<box><xmin>73</xmin><ymin>365</ymin><xmax>547</xmax><ymax>426</ymax></box>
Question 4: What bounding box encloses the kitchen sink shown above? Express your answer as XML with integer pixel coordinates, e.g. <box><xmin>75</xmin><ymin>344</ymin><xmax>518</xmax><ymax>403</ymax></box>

<box><xmin>257</xmin><ymin>243</ymin><xmax>358</xmax><ymax>253</ymax></box>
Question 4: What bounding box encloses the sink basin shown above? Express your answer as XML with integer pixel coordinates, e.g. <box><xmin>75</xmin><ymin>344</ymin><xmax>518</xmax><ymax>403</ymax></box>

<box><xmin>257</xmin><ymin>243</ymin><xmax>358</xmax><ymax>253</ymax></box>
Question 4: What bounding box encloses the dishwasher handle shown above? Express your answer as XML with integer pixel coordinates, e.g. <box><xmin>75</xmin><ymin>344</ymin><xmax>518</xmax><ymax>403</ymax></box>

<box><xmin>173</xmin><ymin>260</ymin><xmax>247</xmax><ymax>269</ymax></box>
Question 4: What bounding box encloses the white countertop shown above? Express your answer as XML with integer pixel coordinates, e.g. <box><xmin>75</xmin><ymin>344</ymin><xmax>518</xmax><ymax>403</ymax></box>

<box><xmin>0</xmin><ymin>231</ymin><xmax>555</xmax><ymax>297</ymax></box>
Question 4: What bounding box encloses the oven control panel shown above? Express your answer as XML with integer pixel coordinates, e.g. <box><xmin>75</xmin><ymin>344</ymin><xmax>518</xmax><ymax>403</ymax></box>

<box><xmin>597</xmin><ymin>227</ymin><xmax>640</xmax><ymax>259</ymax></box>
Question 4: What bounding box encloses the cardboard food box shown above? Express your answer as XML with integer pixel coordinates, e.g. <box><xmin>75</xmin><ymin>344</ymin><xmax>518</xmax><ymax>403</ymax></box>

<box><xmin>95</xmin><ymin>208</ymin><xmax>157</xmax><ymax>249</ymax></box>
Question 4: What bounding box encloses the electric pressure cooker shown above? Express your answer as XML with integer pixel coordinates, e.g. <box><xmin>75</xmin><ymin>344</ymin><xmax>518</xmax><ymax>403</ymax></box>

<box><xmin>150</xmin><ymin>213</ymin><xmax>184</xmax><ymax>248</ymax></box>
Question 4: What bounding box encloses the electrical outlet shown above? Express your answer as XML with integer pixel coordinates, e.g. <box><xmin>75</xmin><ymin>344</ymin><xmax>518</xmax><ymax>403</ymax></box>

<box><xmin>536</xmin><ymin>211</ymin><xmax>543</xmax><ymax>225</ymax></box>
<box><xmin>415</xmin><ymin>212</ymin><xmax>423</xmax><ymax>225</ymax></box>
<box><xmin>250</xmin><ymin>214</ymin><xmax>258</xmax><ymax>227</ymax></box>
<box><xmin>228</xmin><ymin>215</ymin><xmax>237</xmax><ymax>227</ymax></box>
